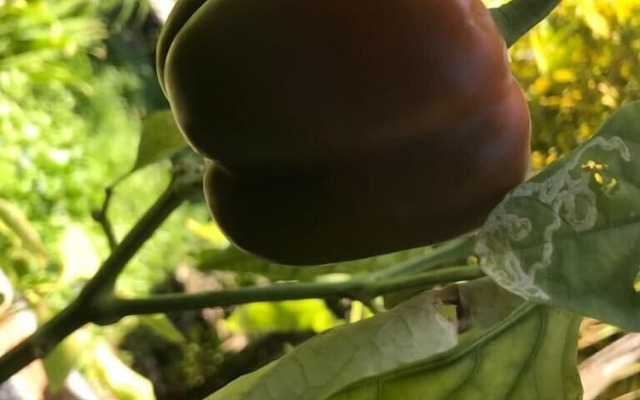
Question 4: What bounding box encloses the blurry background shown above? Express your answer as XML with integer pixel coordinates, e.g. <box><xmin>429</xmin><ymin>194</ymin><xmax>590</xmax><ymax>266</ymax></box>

<box><xmin>0</xmin><ymin>0</ymin><xmax>638</xmax><ymax>399</ymax></box>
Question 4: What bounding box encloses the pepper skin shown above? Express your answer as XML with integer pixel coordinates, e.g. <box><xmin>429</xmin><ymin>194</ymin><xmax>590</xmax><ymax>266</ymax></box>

<box><xmin>158</xmin><ymin>0</ymin><xmax>531</xmax><ymax>265</ymax></box>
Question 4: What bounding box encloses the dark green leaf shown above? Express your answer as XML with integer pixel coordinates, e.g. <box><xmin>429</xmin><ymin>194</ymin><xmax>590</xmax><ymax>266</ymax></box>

<box><xmin>196</xmin><ymin>246</ymin><xmax>428</xmax><ymax>281</ymax></box>
<box><xmin>477</xmin><ymin>101</ymin><xmax>640</xmax><ymax>330</ymax></box>
<box><xmin>490</xmin><ymin>0</ymin><xmax>561</xmax><ymax>48</ymax></box>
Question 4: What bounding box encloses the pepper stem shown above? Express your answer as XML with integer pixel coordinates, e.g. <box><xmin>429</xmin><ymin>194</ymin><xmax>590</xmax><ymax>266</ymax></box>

<box><xmin>490</xmin><ymin>0</ymin><xmax>562</xmax><ymax>48</ymax></box>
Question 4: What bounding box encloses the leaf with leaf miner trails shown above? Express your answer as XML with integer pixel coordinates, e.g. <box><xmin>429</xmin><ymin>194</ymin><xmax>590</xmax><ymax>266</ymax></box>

<box><xmin>476</xmin><ymin>101</ymin><xmax>640</xmax><ymax>330</ymax></box>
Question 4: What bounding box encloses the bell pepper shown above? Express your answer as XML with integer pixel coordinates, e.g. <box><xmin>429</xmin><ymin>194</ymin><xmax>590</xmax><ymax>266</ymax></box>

<box><xmin>157</xmin><ymin>0</ymin><xmax>531</xmax><ymax>265</ymax></box>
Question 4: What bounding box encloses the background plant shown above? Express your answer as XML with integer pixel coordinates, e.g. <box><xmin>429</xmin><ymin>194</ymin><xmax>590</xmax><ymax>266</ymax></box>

<box><xmin>0</xmin><ymin>0</ymin><xmax>639</xmax><ymax>399</ymax></box>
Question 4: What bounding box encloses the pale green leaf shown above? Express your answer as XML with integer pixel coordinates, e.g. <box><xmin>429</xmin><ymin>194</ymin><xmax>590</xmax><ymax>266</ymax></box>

<box><xmin>0</xmin><ymin>198</ymin><xmax>47</xmax><ymax>259</ymax></box>
<box><xmin>58</xmin><ymin>224</ymin><xmax>100</xmax><ymax>283</ymax></box>
<box><xmin>138</xmin><ymin>314</ymin><xmax>187</xmax><ymax>345</ymax></box>
<box><xmin>455</xmin><ymin>277</ymin><xmax>525</xmax><ymax>330</ymax></box>
<box><xmin>0</xmin><ymin>268</ymin><xmax>13</xmax><ymax>316</ymax></box>
<box><xmin>43</xmin><ymin>330</ymin><xmax>90</xmax><ymax>392</ymax></box>
<box><xmin>131</xmin><ymin>110</ymin><xmax>187</xmax><ymax>173</ymax></box>
<box><xmin>330</xmin><ymin>305</ymin><xmax>581</xmax><ymax>400</ymax></box>
<box><xmin>476</xmin><ymin>101</ymin><xmax>640</xmax><ymax>330</ymax></box>
<box><xmin>205</xmin><ymin>285</ymin><xmax>581</xmax><ymax>400</ymax></box>
<box><xmin>90</xmin><ymin>342</ymin><xmax>155</xmax><ymax>400</ymax></box>
<box><xmin>205</xmin><ymin>291</ymin><xmax>458</xmax><ymax>400</ymax></box>
<box><xmin>186</xmin><ymin>219</ymin><xmax>230</xmax><ymax>249</ymax></box>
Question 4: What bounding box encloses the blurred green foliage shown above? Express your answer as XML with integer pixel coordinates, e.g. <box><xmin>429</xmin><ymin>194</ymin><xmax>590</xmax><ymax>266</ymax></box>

<box><xmin>225</xmin><ymin>299</ymin><xmax>340</xmax><ymax>334</ymax></box>
<box><xmin>0</xmin><ymin>1</ymin><xmax>211</xmax><ymax>396</ymax></box>
<box><xmin>0</xmin><ymin>0</ymin><xmax>208</xmax><ymax>301</ymax></box>
<box><xmin>508</xmin><ymin>0</ymin><xmax>640</xmax><ymax>168</ymax></box>
<box><xmin>0</xmin><ymin>0</ymin><xmax>141</xmax><ymax>238</ymax></box>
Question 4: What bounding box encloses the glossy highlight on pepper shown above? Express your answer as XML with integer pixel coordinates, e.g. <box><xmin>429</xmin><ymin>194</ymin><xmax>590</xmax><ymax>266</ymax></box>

<box><xmin>158</xmin><ymin>0</ymin><xmax>531</xmax><ymax>265</ymax></box>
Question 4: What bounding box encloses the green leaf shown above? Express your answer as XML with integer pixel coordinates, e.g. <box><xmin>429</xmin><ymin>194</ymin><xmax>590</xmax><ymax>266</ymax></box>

<box><xmin>89</xmin><ymin>342</ymin><xmax>155</xmax><ymax>400</ymax></box>
<box><xmin>138</xmin><ymin>314</ymin><xmax>187</xmax><ymax>345</ymax></box>
<box><xmin>329</xmin><ymin>305</ymin><xmax>581</xmax><ymax>400</ymax></box>
<box><xmin>43</xmin><ymin>331</ymin><xmax>89</xmax><ymax>392</ymax></box>
<box><xmin>476</xmin><ymin>101</ymin><xmax>640</xmax><ymax>330</ymax></box>
<box><xmin>186</xmin><ymin>219</ymin><xmax>230</xmax><ymax>248</ymax></box>
<box><xmin>225</xmin><ymin>299</ymin><xmax>340</xmax><ymax>334</ymax></box>
<box><xmin>490</xmin><ymin>0</ymin><xmax>561</xmax><ymax>48</ymax></box>
<box><xmin>205</xmin><ymin>286</ymin><xmax>581</xmax><ymax>400</ymax></box>
<box><xmin>58</xmin><ymin>224</ymin><xmax>100</xmax><ymax>283</ymax></box>
<box><xmin>130</xmin><ymin>110</ymin><xmax>187</xmax><ymax>173</ymax></box>
<box><xmin>197</xmin><ymin>243</ymin><xmax>466</xmax><ymax>282</ymax></box>
<box><xmin>205</xmin><ymin>291</ymin><xmax>459</xmax><ymax>400</ymax></box>
<box><xmin>0</xmin><ymin>268</ymin><xmax>13</xmax><ymax>316</ymax></box>
<box><xmin>455</xmin><ymin>277</ymin><xmax>525</xmax><ymax>330</ymax></box>
<box><xmin>0</xmin><ymin>198</ymin><xmax>47</xmax><ymax>259</ymax></box>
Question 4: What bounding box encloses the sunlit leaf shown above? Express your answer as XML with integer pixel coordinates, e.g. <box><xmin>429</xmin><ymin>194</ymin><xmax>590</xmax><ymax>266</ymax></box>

<box><xmin>130</xmin><ymin>110</ymin><xmax>187</xmax><ymax>173</ymax></box>
<box><xmin>476</xmin><ymin>101</ymin><xmax>640</xmax><ymax>331</ymax></box>
<box><xmin>138</xmin><ymin>314</ymin><xmax>187</xmax><ymax>345</ymax></box>
<box><xmin>43</xmin><ymin>329</ymin><xmax>91</xmax><ymax>392</ymax></box>
<box><xmin>225</xmin><ymin>299</ymin><xmax>340</xmax><ymax>334</ymax></box>
<box><xmin>186</xmin><ymin>219</ymin><xmax>230</xmax><ymax>249</ymax></box>
<box><xmin>576</xmin><ymin>0</ymin><xmax>610</xmax><ymax>39</ymax></box>
<box><xmin>89</xmin><ymin>342</ymin><xmax>155</xmax><ymax>400</ymax></box>
<box><xmin>528</xmin><ymin>21</ymin><xmax>575</xmax><ymax>75</ymax></box>
<box><xmin>611</xmin><ymin>0</ymin><xmax>638</xmax><ymax>24</ymax></box>
<box><xmin>58</xmin><ymin>224</ymin><xmax>100</xmax><ymax>283</ymax></box>
<box><xmin>0</xmin><ymin>198</ymin><xmax>47</xmax><ymax>260</ymax></box>
<box><xmin>552</xmin><ymin>68</ymin><xmax>577</xmax><ymax>83</ymax></box>
<box><xmin>0</xmin><ymin>268</ymin><xmax>13</xmax><ymax>316</ymax></box>
<box><xmin>529</xmin><ymin>27</ymin><xmax>550</xmax><ymax>74</ymax></box>
<box><xmin>206</xmin><ymin>291</ymin><xmax>458</xmax><ymax>400</ymax></box>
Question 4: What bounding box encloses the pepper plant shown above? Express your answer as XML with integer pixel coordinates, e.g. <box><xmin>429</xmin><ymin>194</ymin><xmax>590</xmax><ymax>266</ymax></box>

<box><xmin>1</xmin><ymin>0</ymin><xmax>639</xmax><ymax>398</ymax></box>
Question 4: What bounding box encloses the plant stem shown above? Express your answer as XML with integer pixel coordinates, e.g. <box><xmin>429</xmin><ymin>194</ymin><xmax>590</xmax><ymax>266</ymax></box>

<box><xmin>366</xmin><ymin>236</ymin><xmax>476</xmax><ymax>281</ymax></box>
<box><xmin>107</xmin><ymin>266</ymin><xmax>484</xmax><ymax>317</ymax></box>
<box><xmin>375</xmin><ymin>266</ymin><xmax>483</xmax><ymax>293</ymax></box>
<box><xmin>92</xmin><ymin>186</ymin><xmax>118</xmax><ymax>251</ymax></box>
<box><xmin>491</xmin><ymin>0</ymin><xmax>562</xmax><ymax>47</ymax></box>
<box><xmin>78</xmin><ymin>179</ymin><xmax>189</xmax><ymax>301</ymax></box>
<box><xmin>0</xmin><ymin>175</ymin><xmax>200</xmax><ymax>383</ymax></box>
<box><xmin>0</xmin><ymin>302</ymin><xmax>89</xmax><ymax>381</ymax></box>
<box><xmin>0</xmin><ymin>167</ymin><xmax>480</xmax><ymax>382</ymax></box>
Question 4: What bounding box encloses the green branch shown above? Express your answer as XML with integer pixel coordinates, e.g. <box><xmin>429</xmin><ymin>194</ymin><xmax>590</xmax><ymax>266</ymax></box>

<box><xmin>491</xmin><ymin>0</ymin><xmax>562</xmax><ymax>48</ymax></box>
<box><xmin>77</xmin><ymin>179</ymin><xmax>189</xmax><ymax>301</ymax></box>
<box><xmin>0</xmin><ymin>168</ymin><xmax>481</xmax><ymax>383</ymax></box>
<box><xmin>91</xmin><ymin>186</ymin><xmax>118</xmax><ymax>251</ymax></box>
<box><xmin>0</xmin><ymin>302</ymin><xmax>89</xmax><ymax>381</ymax></box>
<box><xmin>104</xmin><ymin>265</ymin><xmax>484</xmax><ymax>318</ymax></box>
<box><xmin>0</xmin><ymin>174</ymin><xmax>201</xmax><ymax>383</ymax></box>
<box><xmin>366</xmin><ymin>236</ymin><xmax>476</xmax><ymax>281</ymax></box>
